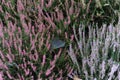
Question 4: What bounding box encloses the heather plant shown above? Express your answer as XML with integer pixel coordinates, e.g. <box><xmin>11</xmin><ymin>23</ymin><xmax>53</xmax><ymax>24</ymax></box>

<box><xmin>0</xmin><ymin>0</ymin><xmax>120</xmax><ymax>80</ymax></box>
<box><xmin>0</xmin><ymin>0</ymin><xmax>73</xmax><ymax>79</ymax></box>
<box><xmin>68</xmin><ymin>20</ymin><xmax>120</xmax><ymax>79</ymax></box>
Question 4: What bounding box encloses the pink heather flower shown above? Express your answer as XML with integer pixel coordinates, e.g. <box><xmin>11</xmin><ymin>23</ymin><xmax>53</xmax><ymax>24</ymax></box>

<box><xmin>21</xmin><ymin>76</ymin><xmax>25</xmax><ymax>80</ymax></box>
<box><xmin>30</xmin><ymin>33</ymin><xmax>33</xmax><ymax>42</ymax></box>
<box><xmin>50</xmin><ymin>65</ymin><xmax>55</xmax><ymax>71</ymax></box>
<box><xmin>33</xmin><ymin>52</ymin><xmax>39</xmax><ymax>61</ymax></box>
<box><xmin>57</xmin><ymin>30</ymin><xmax>62</xmax><ymax>34</ymax></box>
<box><xmin>46</xmin><ymin>33</ymin><xmax>50</xmax><ymax>45</ymax></box>
<box><xmin>6</xmin><ymin>71</ymin><xmax>12</xmax><ymax>79</ymax></box>
<box><xmin>46</xmin><ymin>65</ymin><xmax>55</xmax><ymax>76</ymax></box>
<box><xmin>29</xmin><ymin>54</ymin><xmax>33</xmax><ymax>60</ymax></box>
<box><xmin>4</xmin><ymin>12</ymin><xmax>11</xmax><ymax>20</ymax></box>
<box><xmin>50</xmin><ymin>59</ymin><xmax>56</xmax><ymax>66</ymax></box>
<box><xmin>37</xmin><ymin>6</ymin><xmax>43</xmax><ymax>20</ymax></box>
<box><xmin>23</xmin><ymin>58</ymin><xmax>27</xmax><ymax>68</ymax></box>
<box><xmin>40</xmin><ymin>0</ymin><xmax>44</xmax><ymax>8</ymax></box>
<box><xmin>18</xmin><ymin>45</ymin><xmax>22</xmax><ymax>55</ymax></box>
<box><xmin>13</xmin><ymin>37</ymin><xmax>17</xmax><ymax>50</ymax></box>
<box><xmin>39</xmin><ymin>37</ymin><xmax>44</xmax><ymax>49</ymax></box>
<box><xmin>46</xmin><ymin>69</ymin><xmax>51</xmax><ymax>76</ymax></box>
<box><xmin>57</xmin><ymin>70</ymin><xmax>63</xmax><ymax>80</ymax></box>
<box><xmin>17</xmin><ymin>73</ymin><xmax>21</xmax><ymax>80</ymax></box>
<box><xmin>68</xmin><ymin>68</ymin><xmax>74</xmax><ymax>75</ymax></box>
<box><xmin>32</xmin><ymin>26</ymin><xmax>35</xmax><ymax>35</ymax></box>
<box><xmin>44</xmin><ymin>13</ymin><xmax>56</xmax><ymax>29</ymax></box>
<box><xmin>46</xmin><ymin>43</ymin><xmax>50</xmax><ymax>50</ymax></box>
<box><xmin>49</xmin><ymin>75</ymin><xmax>54</xmax><ymax>80</ymax></box>
<box><xmin>57</xmin><ymin>10</ymin><xmax>64</xmax><ymax>20</ymax></box>
<box><xmin>0</xmin><ymin>5</ymin><xmax>3</xmax><ymax>12</ymax></box>
<box><xmin>0</xmin><ymin>51</ymin><xmax>5</xmax><ymax>61</ymax></box>
<box><xmin>21</xmin><ymin>49</ymin><xmax>26</xmax><ymax>55</ymax></box>
<box><xmin>65</xmin><ymin>32</ymin><xmax>68</xmax><ymax>39</ymax></box>
<box><xmin>1</xmin><ymin>0</ymin><xmax>5</xmax><ymax>3</ymax></box>
<box><xmin>38</xmin><ymin>23</ymin><xmax>44</xmax><ymax>33</ymax></box>
<box><xmin>69</xmin><ymin>6</ymin><xmax>74</xmax><ymax>15</ymax></box>
<box><xmin>17</xmin><ymin>73</ymin><xmax>25</xmax><ymax>80</ymax></box>
<box><xmin>64</xmin><ymin>16</ymin><xmax>71</xmax><ymax>25</ymax></box>
<box><xmin>48</xmin><ymin>49</ymin><xmax>62</xmax><ymax>73</ymax></box>
<box><xmin>41</xmin><ymin>55</ymin><xmax>46</xmax><ymax>67</ymax></box>
<box><xmin>6</xmin><ymin>1</ymin><xmax>11</xmax><ymax>8</ymax></box>
<box><xmin>28</xmin><ymin>22</ymin><xmax>32</xmax><ymax>31</ymax></box>
<box><xmin>0</xmin><ymin>60</ymin><xmax>4</xmax><ymax>69</ymax></box>
<box><xmin>46</xmin><ymin>33</ymin><xmax>50</xmax><ymax>50</ymax></box>
<box><xmin>6</xmin><ymin>54</ymin><xmax>13</xmax><ymax>62</ymax></box>
<box><xmin>56</xmin><ymin>77</ymin><xmax>62</xmax><ymax>80</ymax></box>
<box><xmin>70</xmin><ymin>35</ymin><xmax>74</xmax><ymax>41</ymax></box>
<box><xmin>1</xmin><ymin>36</ymin><xmax>4</xmax><ymax>48</ymax></box>
<box><xmin>17</xmin><ymin>0</ymin><xmax>24</xmax><ymax>11</ymax></box>
<box><xmin>0</xmin><ymin>72</ymin><xmax>3</xmax><ymax>80</ymax></box>
<box><xmin>31</xmin><ymin>40</ymin><xmax>35</xmax><ymax>50</ymax></box>
<box><xmin>57</xmin><ymin>48</ymin><xmax>62</xmax><ymax>57</ymax></box>
<box><xmin>9</xmin><ymin>21</ymin><xmax>16</xmax><ymax>33</ymax></box>
<box><xmin>19</xmin><ymin>14</ymin><xmax>29</xmax><ymax>34</ymax></box>
<box><xmin>24</xmin><ymin>68</ymin><xmax>30</xmax><ymax>76</ymax></box>
<box><xmin>18</xmin><ymin>27</ymin><xmax>22</xmax><ymax>34</ymax></box>
<box><xmin>30</xmin><ymin>63</ymin><xmax>36</xmax><ymax>72</ymax></box>
<box><xmin>23</xmin><ymin>23</ymin><xmax>29</xmax><ymax>35</ymax></box>
<box><xmin>0</xmin><ymin>23</ymin><xmax>4</xmax><ymax>38</ymax></box>
<box><xmin>7</xmin><ymin>24</ymin><xmax>13</xmax><ymax>45</ymax></box>
<box><xmin>20</xmin><ymin>64</ymin><xmax>24</xmax><ymax>69</ymax></box>
<box><xmin>38</xmin><ymin>71</ymin><xmax>42</xmax><ymax>79</ymax></box>
<box><xmin>46</xmin><ymin>0</ymin><xmax>53</xmax><ymax>7</ymax></box>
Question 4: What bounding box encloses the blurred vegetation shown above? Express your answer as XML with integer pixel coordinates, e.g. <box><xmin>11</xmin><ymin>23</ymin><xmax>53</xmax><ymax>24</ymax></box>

<box><xmin>0</xmin><ymin>0</ymin><xmax>120</xmax><ymax>79</ymax></box>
